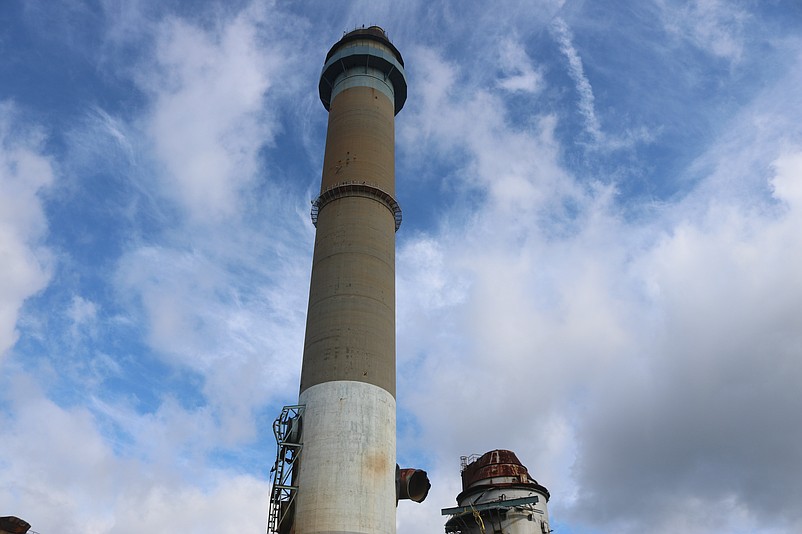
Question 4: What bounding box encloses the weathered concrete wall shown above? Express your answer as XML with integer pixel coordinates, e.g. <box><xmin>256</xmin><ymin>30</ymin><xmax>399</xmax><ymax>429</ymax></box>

<box><xmin>294</xmin><ymin>381</ymin><xmax>396</xmax><ymax>534</ymax></box>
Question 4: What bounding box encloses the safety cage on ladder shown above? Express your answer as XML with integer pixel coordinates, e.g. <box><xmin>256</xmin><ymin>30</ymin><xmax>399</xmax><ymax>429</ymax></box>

<box><xmin>267</xmin><ymin>405</ymin><xmax>305</xmax><ymax>534</ymax></box>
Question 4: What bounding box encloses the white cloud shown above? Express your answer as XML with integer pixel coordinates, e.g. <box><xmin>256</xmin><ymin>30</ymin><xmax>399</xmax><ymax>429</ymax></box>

<box><xmin>67</xmin><ymin>295</ymin><xmax>99</xmax><ymax>338</ymax></box>
<box><xmin>401</xmin><ymin>46</ymin><xmax>574</xmax><ymax>203</ymax></box>
<box><xmin>395</xmin><ymin>18</ymin><xmax>802</xmax><ymax>534</ymax></box>
<box><xmin>86</xmin><ymin>3</ymin><xmax>316</xmax><ymax>450</ymax></box>
<box><xmin>658</xmin><ymin>0</ymin><xmax>748</xmax><ymax>62</ymax></box>
<box><xmin>398</xmin><ymin>237</ymin><xmax>468</xmax><ymax>314</ymax></box>
<box><xmin>399</xmin><ymin>143</ymin><xmax>802</xmax><ymax>531</ymax></box>
<box><xmin>396</xmin><ymin>43</ymin><xmax>634</xmax><ymax>530</ymax></box>
<box><xmin>114</xmin><ymin>240</ymin><xmax>307</xmax><ymax>445</ymax></box>
<box><xmin>398</xmin><ymin>46</ymin><xmax>462</xmax><ymax>152</ymax></box>
<box><xmin>569</xmin><ymin>154</ymin><xmax>802</xmax><ymax>531</ymax></box>
<box><xmin>0</xmin><ymin>372</ymin><xmax>270</xmax><ymax>534</ymax></box>
<box><xmin>0</xmin><ymin>102</ymin><xmax>54</xmax><ymax>359</ymax></box>
<box><xmin>139</xmin><ymin>7</ymin><xmax>289</xmax><ymax>222</ymax></box>
<box><xmin>497</xmin><ymin>37</ymin><xmax>543</xmax><ymax>93</ymax></box>
<box><xmin>771</xmin><ymin>151</ymin><xmax>802</xmax><ymax>209</ymax></box>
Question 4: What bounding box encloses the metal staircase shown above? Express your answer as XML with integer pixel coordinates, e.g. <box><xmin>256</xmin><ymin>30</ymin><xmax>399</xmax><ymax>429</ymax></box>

<box><xmin>267</xmin><ymin>405</ymin><xmax>305</xmax><ymax>534</ymax></box>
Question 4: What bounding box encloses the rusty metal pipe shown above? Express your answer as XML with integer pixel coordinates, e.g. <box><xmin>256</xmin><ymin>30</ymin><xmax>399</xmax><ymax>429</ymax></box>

<box><xmin>397</xmin><ymin>467</ymin><xmax>431</xmax><ymax>503</ymax></box>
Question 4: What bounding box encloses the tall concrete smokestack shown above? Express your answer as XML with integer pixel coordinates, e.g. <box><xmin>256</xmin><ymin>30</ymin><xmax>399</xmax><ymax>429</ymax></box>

<box><xmin>267</xmin><ymin>26</ymin><xmax>426</xmax><ymax>534</ymax></box>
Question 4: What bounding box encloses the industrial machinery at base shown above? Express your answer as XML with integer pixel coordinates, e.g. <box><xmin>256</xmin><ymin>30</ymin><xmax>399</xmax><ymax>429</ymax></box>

<box><xmin>442</xmin><ymin>450</ymin><xmax>551</xmax><ymax>534</ymax></box>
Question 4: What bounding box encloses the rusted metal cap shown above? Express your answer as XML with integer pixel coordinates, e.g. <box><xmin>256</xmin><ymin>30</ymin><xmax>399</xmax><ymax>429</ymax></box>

<box><xmin>461</xmin><ymin>449</ymin><xmax>528</xmax><ymax>488</ymax></box>
<box><xmin>457</xmin><ymin>449</ymin><xmax>550</xmax><ymax>503</ymax></box>
<box><xmin>0</xmin><ymin>516</ymin><xmax>31</xmax><ymax>534</ymax></box>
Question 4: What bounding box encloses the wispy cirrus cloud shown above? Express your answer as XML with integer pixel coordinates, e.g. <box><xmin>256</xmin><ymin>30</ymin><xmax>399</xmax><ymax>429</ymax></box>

<box><xmin>550</xmin><ymin>17</ymin><xmax>602</xmax><ymax>142</ymax></box>
<box><xmin>658</xmin><ymin>0</ymin><xmax>749</xmax><ymax>63</ymax></box>
<box><xmin>550</xmin><ymin>16</ymin><xmax>656</xmax><ymax>152</ymax></box>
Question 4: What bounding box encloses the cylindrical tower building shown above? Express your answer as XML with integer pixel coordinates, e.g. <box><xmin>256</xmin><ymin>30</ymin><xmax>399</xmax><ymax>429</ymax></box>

<box><xmin>292</xmin><ymin>26</ymin><xmax>408</xmax><ymax>534</ymax></box>
<box><xmin>442</xmin><ymin>450</ymin><xmax>551</xmax><ymax>534</ymax></box>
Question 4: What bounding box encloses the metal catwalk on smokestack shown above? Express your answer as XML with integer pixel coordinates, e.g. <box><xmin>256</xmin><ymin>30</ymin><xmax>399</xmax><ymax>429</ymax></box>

<box><xmin>267</xmin><ymin>26</ymin><xmax>429</xmax><ymax>534</ymax></box>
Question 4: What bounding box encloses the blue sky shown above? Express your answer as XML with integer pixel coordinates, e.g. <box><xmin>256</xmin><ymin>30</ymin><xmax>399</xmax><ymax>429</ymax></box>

<box><xmin>2</xmin><ymin>1</ymin><xmax>802</xmax><ymax>533</ymax></box>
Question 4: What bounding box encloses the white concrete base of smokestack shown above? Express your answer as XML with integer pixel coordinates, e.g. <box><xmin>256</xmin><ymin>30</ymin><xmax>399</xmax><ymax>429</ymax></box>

<box><xmin>294</xmin><ymin>381</ymin><xmax>396</xmax><ymax>534</ymax></box>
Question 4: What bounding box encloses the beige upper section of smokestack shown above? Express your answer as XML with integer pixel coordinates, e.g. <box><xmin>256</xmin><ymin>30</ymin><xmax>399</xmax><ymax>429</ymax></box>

<box><xmin>299</xmin><ymin>28</ymin><xmax>406</xmax><ymax>397</ymax></box>
<box><xmin>320</xmin><ymin>87</ymin><xmax>396</xmax><ymax>194</ymax></box>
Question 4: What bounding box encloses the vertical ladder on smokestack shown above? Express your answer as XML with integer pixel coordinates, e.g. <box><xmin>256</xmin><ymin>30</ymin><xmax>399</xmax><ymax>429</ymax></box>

<box><xmin>267</xmin><ymin>405</ymin><xmax>305</xmax><ymax>534</ymax></box>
